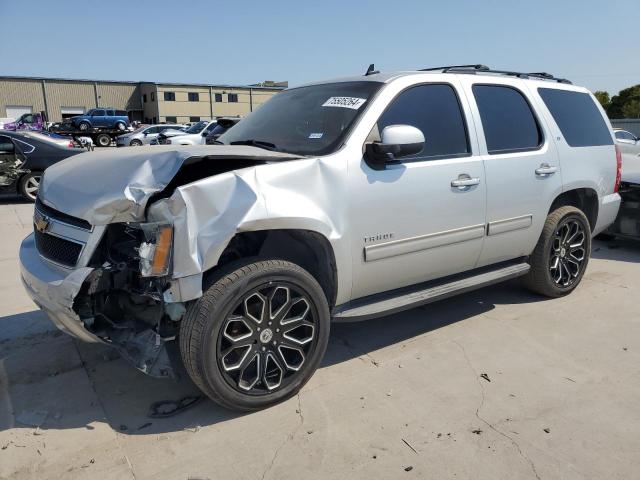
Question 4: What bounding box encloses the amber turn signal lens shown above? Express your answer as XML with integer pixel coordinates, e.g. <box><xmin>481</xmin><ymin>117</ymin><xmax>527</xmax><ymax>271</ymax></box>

<box><xmin>150</xmin><ymin>226</ymin><xmax>173</xmax><ymax>276</ymax></box>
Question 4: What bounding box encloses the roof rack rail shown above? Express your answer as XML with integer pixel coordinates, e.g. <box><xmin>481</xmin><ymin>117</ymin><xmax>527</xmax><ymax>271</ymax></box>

<box><xmin>418</xmin><ymin>65</ymin><xmax>572</xmax><ymax>84</ymax></box>
<box><xmin>419</xmin><ymin>64</ymin><xmax>489</xmax><ymax>73</ymax></box>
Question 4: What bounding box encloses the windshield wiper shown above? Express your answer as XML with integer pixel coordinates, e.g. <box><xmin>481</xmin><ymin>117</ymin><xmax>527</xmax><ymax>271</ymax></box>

<box><xmin>230</xmin><ymin>139</ymin><xmax>278</xmax><ymax>151</ymax></box>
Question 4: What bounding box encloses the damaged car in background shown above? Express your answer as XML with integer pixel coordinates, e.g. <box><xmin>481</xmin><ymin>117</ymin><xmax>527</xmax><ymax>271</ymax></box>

<box><xmin>20</xmin><ymin>65</ymin><xmax>621</xmax><ymax>411</ymax></box>
<box><xmin>605</xmin><ymin>151</ymin><xmax>640</xmax><ymax>240</ymax></box>
<box><xmin>0</xmin><ymin>135</ymin><xmax>28</xmax><ymax>188</ymax></box>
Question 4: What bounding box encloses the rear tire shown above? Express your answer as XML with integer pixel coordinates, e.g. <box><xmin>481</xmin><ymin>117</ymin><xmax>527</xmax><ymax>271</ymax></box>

<box><xmin>95</xmin><ymin>134</ymin><xmax>111</xmax><ymax>147</ymax></box>
<box><xmin>180</xmin><ymin>259</ymin><xmax>330</xmax><ymax>411</ymax></box>
<box><xmin>524</xmin><ymin>206</ymin><xmax>591</xmax><ymax>297</ymax></box>
<box><xmin>115</xmin><ymin>122</ymin><xmax>126</xmax><ymax>131</ymax></box>
<box><xmin>18</xmin><ymin>171</ymin><xmax>42</xmax><ymax>202</ymax></box>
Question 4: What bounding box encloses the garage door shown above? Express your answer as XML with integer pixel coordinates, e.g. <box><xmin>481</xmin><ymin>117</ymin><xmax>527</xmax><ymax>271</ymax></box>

<box><xmin>6</xmin><ymin>106</ymin><xmax>32</xmax><ymax>119</ymax></box>
<box><xmin>61</xmin><ymin>107</ymin><xmax>85</xmax><ymax>120</ymax></box>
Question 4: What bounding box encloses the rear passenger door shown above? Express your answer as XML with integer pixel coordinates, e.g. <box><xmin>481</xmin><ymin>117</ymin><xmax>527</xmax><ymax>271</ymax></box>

<box><xmin>459</xmin><ymin>78</ymin><xmax>563</xmax><ymax>267</ymax></box>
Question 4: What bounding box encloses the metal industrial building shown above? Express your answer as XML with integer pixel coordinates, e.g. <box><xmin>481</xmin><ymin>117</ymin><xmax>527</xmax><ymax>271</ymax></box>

<box><xmin>0</xmin><ymin>76</ymin><xmax>287</xmax><ymax>124</ymax></box>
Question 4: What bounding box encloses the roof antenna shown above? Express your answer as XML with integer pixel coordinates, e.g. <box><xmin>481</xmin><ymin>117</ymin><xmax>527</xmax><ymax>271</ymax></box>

<box><xmin>365</xmin><ymin>64</ymin><xmax>379</xmax><ymax>76</ymax></box>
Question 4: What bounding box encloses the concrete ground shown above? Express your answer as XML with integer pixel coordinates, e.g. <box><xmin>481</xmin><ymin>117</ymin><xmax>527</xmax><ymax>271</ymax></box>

<box><xmin>0</xmin><ymin>197</ymin><xmax>638</xmax><ymax>480</ymax></box>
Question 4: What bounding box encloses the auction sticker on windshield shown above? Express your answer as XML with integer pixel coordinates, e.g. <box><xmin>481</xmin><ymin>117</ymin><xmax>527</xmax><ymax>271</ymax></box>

<box><xmin>322</xmin><ymin>97</ymin><xmax>367</xmax><ymax>109</ymax></box>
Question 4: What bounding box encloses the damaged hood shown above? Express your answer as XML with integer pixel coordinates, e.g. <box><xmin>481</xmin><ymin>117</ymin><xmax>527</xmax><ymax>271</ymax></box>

<box><xmin>39</xmin><ymin>145</ymin><xmax>302</xmax><ymax>225</ymax></box>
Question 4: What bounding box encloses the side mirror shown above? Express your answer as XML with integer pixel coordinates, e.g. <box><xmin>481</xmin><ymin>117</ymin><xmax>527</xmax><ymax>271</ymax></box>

<box><xmin>365</xmin><ymin>125</ymin><xmax>425</xmax><ymax>170</ymax></box>
<box><xmin>202</xmin><ymin>131</ymin><xmax>208</xmax><ymax>136</ymax></box>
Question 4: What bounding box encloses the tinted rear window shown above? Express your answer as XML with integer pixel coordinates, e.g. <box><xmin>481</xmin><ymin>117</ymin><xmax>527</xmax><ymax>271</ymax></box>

<box><xmin>538</xmin><ymin>88</ymin><xmax>613</xmax><ymax>147</ymax></box>
<box><xmin>473</xmin><ymin>85</ymin><xmax>542</xmax><ymax>154</ymax></box>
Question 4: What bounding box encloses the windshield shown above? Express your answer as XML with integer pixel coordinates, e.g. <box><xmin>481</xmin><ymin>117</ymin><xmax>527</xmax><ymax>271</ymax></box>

<box><xmin>185</xmin><ymin>121</ymin><xmax>208</xmax><ymax>134</ymax></box>
<box><xmin>217</xmin><ymin>81</ymin><xmax>382</xmax><ymax>155</ymax></box>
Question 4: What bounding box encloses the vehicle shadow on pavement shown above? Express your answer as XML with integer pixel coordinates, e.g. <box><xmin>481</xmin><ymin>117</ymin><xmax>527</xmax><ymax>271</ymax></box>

<box><xmin>0</xmin><ymin>194</ymin><xmax>29</xmax><ymax>204</ymax></box>
<box><xmin>325</xmin><ymin>279</ymin><xmax>543</xmax><ymax>369</ymax></box>
<box><xmin>591</xmin><ymin>238</ymin><xmax>640</xmax><ymax>263</ymax></box>
<box><xmin>0</xmin><ymin>279</ymin><xmax>548</xmax><ymax>436</ymax></box>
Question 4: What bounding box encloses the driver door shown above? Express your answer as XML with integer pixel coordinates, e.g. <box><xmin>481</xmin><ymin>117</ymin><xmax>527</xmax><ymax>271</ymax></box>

<box><xmin>348</xmin><ymin>82</ymin><xmax>487</xmax><ymax>300</ymax></box>
<box><xmin>143</xmin><ymin>126</ymin><xmax>160</xmax><ymax>144</ymax></box>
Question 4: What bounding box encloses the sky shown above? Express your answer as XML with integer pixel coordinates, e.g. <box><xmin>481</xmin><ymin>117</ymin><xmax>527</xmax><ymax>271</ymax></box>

<box><xmin>0</xmin><ymin>0</ymin><xmax>638</xmax><ymax>95</ymax></box>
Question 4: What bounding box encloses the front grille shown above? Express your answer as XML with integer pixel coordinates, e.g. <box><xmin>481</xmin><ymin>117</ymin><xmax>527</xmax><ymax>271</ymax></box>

<box><xmin>35</xmin><ymin>198</ymin><xmax>91</xmax><ymax>230</ymax></box>
<box><xmin>34</xmin><ymin>229</ymin><xmax>83</xmax><ymax>267</ymax></box>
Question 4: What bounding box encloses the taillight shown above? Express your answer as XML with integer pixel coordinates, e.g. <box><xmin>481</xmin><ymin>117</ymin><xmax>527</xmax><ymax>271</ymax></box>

<box><xmin>614</xmin><ymin>144</ymin><xmax>622</xmax><ymax>193</ymax></box>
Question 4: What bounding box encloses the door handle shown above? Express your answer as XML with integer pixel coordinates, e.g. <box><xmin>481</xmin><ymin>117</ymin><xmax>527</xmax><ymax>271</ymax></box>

<box><xmin>535</xmin><ymin>163</ymin><xmax>558</xmax><ymax>176</ymax></box>
<box><xmin>451</xmin><ymin>174</ymin><xmax>480</xmax><ymax>188</ymax></box>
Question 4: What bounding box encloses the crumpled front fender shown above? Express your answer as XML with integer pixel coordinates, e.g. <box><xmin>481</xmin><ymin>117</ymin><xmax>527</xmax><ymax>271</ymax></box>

<box><xmin>148</xmin><ymin>156</ymin><xmax>351</xmax><ymax>304</ymax></box>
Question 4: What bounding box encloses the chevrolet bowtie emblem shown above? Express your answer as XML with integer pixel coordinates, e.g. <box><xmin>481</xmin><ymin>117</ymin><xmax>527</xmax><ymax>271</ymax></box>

<box><xmin>34</xmin><ymin>213</ymin><xmax>50</xmax><ymax>234</ymax></box>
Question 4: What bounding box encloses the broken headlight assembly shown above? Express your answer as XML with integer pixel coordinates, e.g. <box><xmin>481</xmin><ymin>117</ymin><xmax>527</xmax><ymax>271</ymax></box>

<box><xmin>99</xmin><ymin>222</ymin><xmax>174</xmax><ymax>277</ymax></box>
<box><xmin>137</xmin><ymin>223</ymin><xmax>174</xmax><ymax>277</ymax></box>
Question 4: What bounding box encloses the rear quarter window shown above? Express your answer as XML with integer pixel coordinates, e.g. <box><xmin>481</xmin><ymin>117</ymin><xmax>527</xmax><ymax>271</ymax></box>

<box><xmin>538</xmin><ymin>88</ymin><xmax>613</xmax><ymax>147</ymax></box>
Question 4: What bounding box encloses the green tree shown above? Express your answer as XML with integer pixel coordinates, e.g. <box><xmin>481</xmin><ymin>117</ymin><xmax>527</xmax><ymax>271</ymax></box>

<box><xmin>622</xmin><ymin>99</ymin><xmax>640</xmax><ymax>118</ymax></box>
<box><xmin>607</xmin><ymin>84</ymin><xmax>640</xmax><ymax>118</ymax></box>
<box><xmin>594</xmin><ymin>91</ymin><xmax>611</xmax><ymax>110</ymax></box>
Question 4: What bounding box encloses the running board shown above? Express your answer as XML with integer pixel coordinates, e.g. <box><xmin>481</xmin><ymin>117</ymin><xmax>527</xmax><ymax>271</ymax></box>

<box><xmin>332</xmin><ymin>262</ymin><xmax>530</xmax><ymax>322</ymax></box>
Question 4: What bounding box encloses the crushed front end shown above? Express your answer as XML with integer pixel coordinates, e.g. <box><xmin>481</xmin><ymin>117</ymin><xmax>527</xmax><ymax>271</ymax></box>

<box><xmin>20</xmin><ymin>200</ymin><xmax>186</xmax><ymax>378</ymax></box>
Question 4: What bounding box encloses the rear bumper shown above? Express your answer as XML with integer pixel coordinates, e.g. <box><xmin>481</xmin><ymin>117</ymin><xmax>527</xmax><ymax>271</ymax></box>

<box><xmin>19</xmin><ymin>233</ymin><xmax>102</xmax><ymax>343</ymax></box>
<box><xmin>593</xmin><ymin>193</ymin><xmax>622</xmax><ymax>236</ymax></box>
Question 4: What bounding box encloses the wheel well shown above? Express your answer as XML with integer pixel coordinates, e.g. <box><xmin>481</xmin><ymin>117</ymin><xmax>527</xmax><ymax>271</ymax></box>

<box><xmin>204</xmin><ymin>230</ymin><xmax>338</xmax><ymax>308</ymax></box>
<box><xmin>549</xmin><ymin>188</ymin><xmax>598</xmax><ymax>231</ymax></box>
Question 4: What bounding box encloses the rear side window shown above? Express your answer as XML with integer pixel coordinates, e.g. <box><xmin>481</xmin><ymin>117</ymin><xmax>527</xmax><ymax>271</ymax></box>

<box><xmin>115</xmin><ymin>110</ymin><xmax>127</xmax><ymax>116</ymax></box>
<box><xmin>377</xmin><ymin>84</ymin><xmax>469</xmax><ymax>160</ymax></box>
<box><xmin>473</xmin><ymin>85</ymin><xmax>542</xmax><ymax>154</ymax></box>
<box><xmin>538</xmin><ymin>88</ymin><xmax>613</xmax><ymax>147</ymax></box>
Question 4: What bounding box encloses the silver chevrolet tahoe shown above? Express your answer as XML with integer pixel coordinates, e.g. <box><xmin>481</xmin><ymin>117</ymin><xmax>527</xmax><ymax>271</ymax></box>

<box><xmin>19</xmin><ymin>65</ymin><xmax>622</xmax><ymax>411</ymax></box>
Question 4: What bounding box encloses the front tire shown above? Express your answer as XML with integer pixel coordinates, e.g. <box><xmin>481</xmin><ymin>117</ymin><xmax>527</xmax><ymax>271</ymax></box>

<box><xmin>18</xmin><ymin>171</ymin><xmax>42</xmax><ymax>202</ymax></box>
<box><xmin>78</xmin><ymin>121</ymin><xmax>90</xmax><ymax>131</ymax></box>
<box><xmin>180</xmin><ymin>260</ymin><xmax>330</xmax><ymax>411</ymax></box>
<box><xmin>129</xmin><ymin>139</ymin><xmax>143</xmax><ymax>146</ymax></box>
<box><xmin>524</xmin><ymin>206</ymin><xmax>591</xmax><ymax>297</ymax></box>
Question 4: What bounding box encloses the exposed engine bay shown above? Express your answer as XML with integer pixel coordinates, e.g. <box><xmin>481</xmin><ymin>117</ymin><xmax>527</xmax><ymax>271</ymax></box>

<box><xmin>73</xmin><ymin>223</ymin><xmax>185</xmax><ymax>378</ymax></box>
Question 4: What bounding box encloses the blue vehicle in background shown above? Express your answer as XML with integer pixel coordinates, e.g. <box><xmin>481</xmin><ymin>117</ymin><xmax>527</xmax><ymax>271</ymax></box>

<box><xmin>67</xmin><ymin>108</ymin><xmax>130</xmax><ymax>132</ymax></box>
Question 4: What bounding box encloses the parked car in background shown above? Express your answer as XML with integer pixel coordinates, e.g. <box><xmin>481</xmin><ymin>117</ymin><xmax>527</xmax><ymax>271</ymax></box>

<box><xmin>151</xmin><ymin>122</ymin><xmax>207</xmax><ymax>145</ymax></box>
<box><xmin>66</xmin><ymin>108</ymin><xmax>130</xmax><ymax>132</ymax></box>
<box><xmin>205</xmin><ymin>117</ymin><xmax>241</xmax><ymax>144</ymax></box>
<box><xmin>20</xmin><ymin>66</ymin><xmax>621</xmax><ymax>411</ymax></box>
<box><xmin>605</xmin><ymin>149</ymin><xmax>640</xmax><ymax>240</ymax></box>
<box><xmin>116</xmin><ymin>124</ymin><xmax>186</xmax><ymax>147</ymax></box>
<box><xmin>0</xmin><ymin>130</ymin><xmax>82</xmax><ymax>200</ymax></box>
<box><xmin>157</xmin><ymin>120</ymin><xmax>217</xmax><ymax>145</ymax></box>
<box><xmin>614</xmin><ymin>129</ymin><xmax>640</xmax><ymax>156</ymax></box>
<box><xmin>34</xmin><ymin>131</ymin><xmax>84</xmax><ymax>148</ymax></box>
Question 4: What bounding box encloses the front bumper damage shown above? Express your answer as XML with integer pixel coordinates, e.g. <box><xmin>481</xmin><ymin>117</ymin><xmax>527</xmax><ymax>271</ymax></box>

<box><xmin>20</xmin><ymin>231</ymin><xmax>183</xmax><ymax>378</ymax></box>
